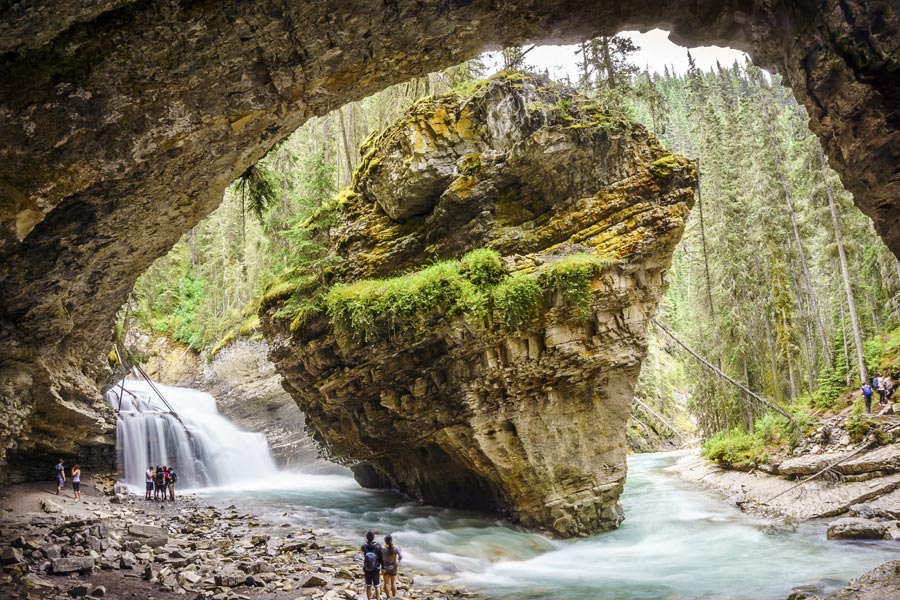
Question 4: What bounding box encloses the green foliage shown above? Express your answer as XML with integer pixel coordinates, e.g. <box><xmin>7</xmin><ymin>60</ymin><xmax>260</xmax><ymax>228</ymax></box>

<box><xmin>493</xmin><ymin>274</ymin><xmax>544</xmax><ymax>330</ymax></box>
<box><xmin>236</xmin><ymin>163</ymin><xmax>280</xmax><ymax>223</ymax></box>
<box><xmin>540</xmin><ymin>253</ymin><xmax>617</xmax><ymax>317</ymax></box>
<box><xmin>325</xmin><ymin>250</ymin><xmax>507</xmax><ymax>340</ymax></box>
<box><xmin>459</xmin><ymin>248</ymin><xmax>506</xmax><ymax>287</ymax></box>
<box><xmin>702</xmin><ymin>428</ymin><xmax>767</xmax><ymax>468</ymax></box>
<box><xmin>145</xmin><ymin>272</ymin><xmax>208</xmax><ymax>349</ymax></box>
<box><xmin>865</xmin><ymin>337</ymin><xmax>885</xmax><ymax>379</ymax></box>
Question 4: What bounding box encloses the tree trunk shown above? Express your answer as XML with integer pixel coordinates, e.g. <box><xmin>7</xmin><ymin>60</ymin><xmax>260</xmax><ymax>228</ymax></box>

<box><xmin>337</xmin><ymin>106</ymin><xmax>354</xmax><ymax>185</ymax></box>
<box><xmin>820</xmin><ymin>140</ymin><xmax>868</xmax><ymax>384</ymax></box>
<box><xmin>767</xmin><ymin>125</ymin><xmax>831</xmax><ymax>366</ymax></box>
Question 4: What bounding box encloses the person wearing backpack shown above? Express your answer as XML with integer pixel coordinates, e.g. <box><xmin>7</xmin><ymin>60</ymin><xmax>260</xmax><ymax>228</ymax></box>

<box><xmin>167</xmin><ymin>466</ymin><xmax>177</xmax><ymax>501</ymax></box>
<box><xmin>361</xmin><ymin>531</ymin><xmax>383</xmax><ymax>600</ymax></box>
<box><xmin>861</xmin><ymin>381</ymin><xmax>874</xmax><ymax>414</ymax></box>
<box><xmin>381</xmin><ymin>534</ymin><xmax>402</xmax><ymax>598</ymax></box>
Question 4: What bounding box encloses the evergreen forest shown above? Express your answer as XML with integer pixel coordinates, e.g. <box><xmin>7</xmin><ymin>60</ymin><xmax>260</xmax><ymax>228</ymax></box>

<box><xmin>126</xmin><ymin>38</ymin><xmax>900</xmax><ymax>460</ymax></box>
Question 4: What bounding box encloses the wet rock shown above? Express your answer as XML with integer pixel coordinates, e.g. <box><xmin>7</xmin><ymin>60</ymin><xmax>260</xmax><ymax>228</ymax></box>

<box><xmin>51</xmin><ymin>557</ymin><xmax>94</xmax><ymax>574</ymax></box>
<box><xmin>827</xmin><ymin>559</ymin><xmax>900</xmax><ymax>599</ymax></box>
<box><xmin>826</xmin><ymin>518</ymin><xmax>887</xmax><ymax>540</ymax></box>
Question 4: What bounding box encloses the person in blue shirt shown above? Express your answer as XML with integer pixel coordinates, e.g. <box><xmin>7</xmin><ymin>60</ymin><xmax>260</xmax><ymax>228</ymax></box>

<box><xmin>861</xmin><ymin>381</ymin><xmax>874</xmax><ymax>414</ymax></box>
<box><xmin>54</xmin><ymin>459</ymin><xmax>66</xmax><ymax>495</ymax></box>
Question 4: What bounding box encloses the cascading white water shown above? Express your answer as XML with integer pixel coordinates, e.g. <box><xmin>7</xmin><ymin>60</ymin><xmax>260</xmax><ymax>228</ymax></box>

<box><xmin>105</xmin><ymin>379</ymin><xmax>278</xmax><ymax>490</ymax></box>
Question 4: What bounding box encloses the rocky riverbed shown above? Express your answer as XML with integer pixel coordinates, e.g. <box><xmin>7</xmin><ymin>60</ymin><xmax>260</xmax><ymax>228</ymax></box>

<box><xmin>0</xmin><ymin>479</ymin><xmax>480</xmax><ymax>600</ymax></box>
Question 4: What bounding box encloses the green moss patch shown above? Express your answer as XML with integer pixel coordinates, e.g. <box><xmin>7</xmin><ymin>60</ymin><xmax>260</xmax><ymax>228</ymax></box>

<box><xmin>540</xmin><ymin>253</ymin><xmax>618</xmax><ymax>316</ymax></box>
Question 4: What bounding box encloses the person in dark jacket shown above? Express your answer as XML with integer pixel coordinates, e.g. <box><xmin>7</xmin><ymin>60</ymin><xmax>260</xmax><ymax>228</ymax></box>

<box><xmin>361</xmin><ymin>530</ymin><xmax>383</xmax><ymax>600</ymax></box>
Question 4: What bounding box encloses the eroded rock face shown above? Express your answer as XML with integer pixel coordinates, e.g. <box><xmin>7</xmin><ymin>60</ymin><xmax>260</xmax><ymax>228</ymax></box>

<box><xmin>261</xmin><ymin>74</ymin><xmax>695</xmax><ymax>536</ymax></box>
<box><xmin>0</xmin><ymin>0</ymin><xmax>897</xmax><ymax>482</ymax></box>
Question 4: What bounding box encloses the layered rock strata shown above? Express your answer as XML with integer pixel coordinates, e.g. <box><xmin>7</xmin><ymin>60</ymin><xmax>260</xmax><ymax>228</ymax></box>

<box><xmin>0</xmin><ymin>0</ymin><xmax>897</xmax><ymax>482</ymax></box>
<box><xmin>261</xmin><ymin>74</ymin><xmax>695</xmax><ymax>536</ymax></box>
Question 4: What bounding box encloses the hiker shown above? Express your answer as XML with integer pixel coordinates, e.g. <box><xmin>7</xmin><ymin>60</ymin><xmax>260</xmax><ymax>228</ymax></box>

<box><xmin>361</xmin><ymin>531</ymin><xmax>383</xmax><ymax>600</ymax></box>
<box><xmin>884</xmin><ymin>376</ymin><xmax>894</xmax><ymax>404</ymax></box>
<box><xmin>381</xmin><ymin>534</ymin><xmax>402</xmax><ymax>598</ymax></box>
<box><xmin>145</xmin><ymin>465</ymin><xmax>155</xmax><ymax>500</ymax></box>
<box><xmin>876</xmin><ymin>374</ymin><xmax>887</xmax><ymax>405</ymax></box>
<box><xmin>167</xmin><ymin>466</ymin><xmax>177</xmax><ymax>501</ymax></box>
<box><xmin>155</xmin><ymin>465</ymin><xmax>165</xmax><ymax>501</ymax></box>
<box><xmin>861</xmin><ymin>381</ymin><xmax>874</xmax><ymax>414</ymax></box>
<box><xmin>71</xmin><ymin>464</ymin><xmax>81</xmax><ymax>501</ymax></box>
<box><xmin>55</xmin><ymin>459</ymin><xmax>66</xmax><ymax>495</ymax></box>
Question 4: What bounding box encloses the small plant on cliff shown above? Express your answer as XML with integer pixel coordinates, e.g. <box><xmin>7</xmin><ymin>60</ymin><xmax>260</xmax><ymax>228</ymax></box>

<box><xmin>493</xmin><ymin>273</ymin><xmax>544</xmax><ymax>330</ymax></box>
<box><xmin>540</xmin><ymin>253</ymin><xmax>617</xmax><ymax>317</ymax></box>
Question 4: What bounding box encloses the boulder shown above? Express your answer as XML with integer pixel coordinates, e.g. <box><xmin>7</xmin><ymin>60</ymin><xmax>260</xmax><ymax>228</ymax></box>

<box><xmin>827</xmin><ymin>559</ymin><xmax>900</xmax><ymax>599</ymax></box>
<box><xmin>51</xmin><ymin>557</ymin><xmax>94</xmax><ymax>574</ymax></box>
<box><xmin>261</xmin><ymin>73</ymin><xmax>695</xmax><ymax>537</ymax></box>
<box><xmin>1</xmin><ymin>546</ymin><xmax>24</xmax><ymax>564</ymax></box>
<box><xmin>126</xmin><ymin>524</ymin><xmax>167</xmax><ymax>548</ymax></box>
<box><xmin>300</xmin><ymin>574</ymin><xmax>330</xmax><ymax>588</ymax></box>
<box><xmin>68</xmin><ymin>583</ymin><xmax>92</xmax><ymax>597</ymax></box>
<box><xmin>826</xmin><ymin>518</ymin><xmax>887</xmax><ymax>540</ymax></box>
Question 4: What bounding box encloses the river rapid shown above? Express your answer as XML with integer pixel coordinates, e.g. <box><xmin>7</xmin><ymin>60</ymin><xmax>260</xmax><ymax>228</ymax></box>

<box><xmin>195</xmin><ymin>452</ymin><xmax>897</xmax><ymax>600</ymax></box>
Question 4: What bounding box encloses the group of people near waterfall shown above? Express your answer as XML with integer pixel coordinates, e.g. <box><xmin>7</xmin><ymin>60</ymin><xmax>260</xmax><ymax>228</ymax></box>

<box><xmin>860</xmin><ymin>372</ymin><xmax>896</xmax><ymax>413</ymax></box>
<box><xmin>145</xmin><ymin>464</ymin><xmax>177</xmax><ymax>501</ymax></box>
<box><xmin>361</xmin><ymin>530</ymin><xmax>402</xmax><ymax>600</ymax></box>
<box><xmin>54</xmin><ymin>459</ymin><xmax>81</xmax><ymax>500</ymax></box>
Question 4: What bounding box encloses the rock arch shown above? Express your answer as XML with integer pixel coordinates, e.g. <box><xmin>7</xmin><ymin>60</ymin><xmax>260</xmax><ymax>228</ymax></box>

<box><xmin>0</xmin><ymin>0</ymin><xmax>897</xmax><ymax>481</ymax></box>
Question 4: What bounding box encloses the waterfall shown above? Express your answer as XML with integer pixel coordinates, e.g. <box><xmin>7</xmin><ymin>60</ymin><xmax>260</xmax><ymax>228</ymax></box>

<box><xmin>105</xmin><ymin>379</ymin><xmax>278</xmax><ymax>490</ymax></box>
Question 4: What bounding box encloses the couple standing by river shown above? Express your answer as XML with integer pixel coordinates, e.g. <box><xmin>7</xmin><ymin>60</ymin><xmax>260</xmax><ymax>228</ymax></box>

<box><xmin>361</xmin><ymin>530</ymin><xmax>402</xmax><ymax>599</ymax></box>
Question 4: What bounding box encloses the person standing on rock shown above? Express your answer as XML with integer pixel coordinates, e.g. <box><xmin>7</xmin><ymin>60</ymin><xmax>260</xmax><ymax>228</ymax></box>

<box><xmin>155</xmin><ymin>465</ymin><xmax>165</xmax><ymax>501</ymax></box>
<box><xmin>875</xmin><ymin>374</ymin><xmax>887</xmax><ymax>405</ymax></box>
<box><xmin>883</xmin><ymin>376</ymin><xmax>894</xmax><ymax>405</ymax></box>
<box><xmin>361</xmin><ymin>531</ymin><xmax>384</xmax><ymax>600</ymax></box>
<box><xmin>381</xmin><ymin>534</ymin><xmax>402</xmax><ymax>598</ymax></box>
<box><xmin>861</xmin><ymin>381</ymin><xmax>874</xmax><ymax>414</ymax></box>
<box><xmin>167</xmin><ymin>465</ymin><xmax>177</xmax><ymax>501</ymax></box>
<box><xmin>71</xmin><ymin>464</ymin><xmax>81</xmax><ymax>501</ymax></box>
<box><xmin>54</xmin><ymin>458</ymin><xmax>66</xmax><ymax>495</ymax></box>
<box><xmin>145</xmin><ymin>465</ymin><xmax>154</xmax><ymax>500</ymax></box>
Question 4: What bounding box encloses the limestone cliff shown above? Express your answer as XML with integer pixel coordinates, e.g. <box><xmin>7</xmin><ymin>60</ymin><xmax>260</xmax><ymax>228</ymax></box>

<box><xmin>0</xmin><ymin>0</ymin><xmax>896</xmax><ymax>485</ymax></box>
<box><xmin>261</xmin><ymin>74</ymin><xmax>695</xmax><ymax>536</ymax></box>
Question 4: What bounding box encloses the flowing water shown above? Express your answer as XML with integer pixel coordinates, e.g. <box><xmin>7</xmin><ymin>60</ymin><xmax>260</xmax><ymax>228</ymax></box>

<box><xmin>105</xmin><ymin>379</ymin><xmax>277</xmax><ymax>489</ymax></box>
<box><xmin>201</xmin><ymin>454</ymin><xmax>898</xmax><ymax>600</ymax></box>
<box><xmin>110</xmin><ymin>381</ymin><xmax>897</xmax><ymax>599</ymax></box>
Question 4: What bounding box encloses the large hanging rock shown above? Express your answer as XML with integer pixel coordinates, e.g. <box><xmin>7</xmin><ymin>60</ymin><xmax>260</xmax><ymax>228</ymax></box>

<box><xmin>261</xmin><ymin>74</ymin><xmax>695</xmax><ymax>536</ymax></box>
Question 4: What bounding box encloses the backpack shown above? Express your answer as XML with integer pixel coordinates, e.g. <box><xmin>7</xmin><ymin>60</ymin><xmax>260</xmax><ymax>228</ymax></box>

<box><xmin>170</xmin><ymin>471</ymin><xmax>177</xmax><ymax>483</ymax></box>
<box><xmin>363</xmin><ymin>546</ymin><xmax>379</xmax><ymax>572</ymax></box>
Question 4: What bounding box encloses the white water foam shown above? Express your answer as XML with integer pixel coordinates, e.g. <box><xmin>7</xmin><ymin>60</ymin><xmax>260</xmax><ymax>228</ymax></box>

<box><xmin>105</xmin><ymin>379</ymin><xmax>278</xmax><ymax>491</ymax></box>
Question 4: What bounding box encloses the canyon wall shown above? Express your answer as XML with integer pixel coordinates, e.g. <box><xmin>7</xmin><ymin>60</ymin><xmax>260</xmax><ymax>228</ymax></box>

<box><xmin>261</xmin><ymin>74</ymin><xmax>695</xmax><ymax>536</ymax></box>
<box><xmin>0</xmin><ymin>0</ymin><xmax>897</xmax><ymax>482</ymax></box>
